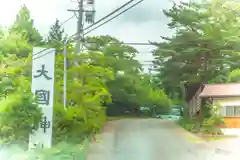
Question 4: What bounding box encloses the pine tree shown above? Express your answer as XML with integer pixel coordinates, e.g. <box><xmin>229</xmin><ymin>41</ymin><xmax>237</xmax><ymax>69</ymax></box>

<box><xmin>10</xmin><ymin>4</ymin><xmax>42</xmax><ymax>45</ymax></box>
<box><xmin>152</xmin><ymin>0</ymin><xmax>240</xmax><ymax>98</ymax></box>
<box><xmin>46</xmin><ymin>19</ymin><xmax>67</xmax><ymax>52</ymax></box>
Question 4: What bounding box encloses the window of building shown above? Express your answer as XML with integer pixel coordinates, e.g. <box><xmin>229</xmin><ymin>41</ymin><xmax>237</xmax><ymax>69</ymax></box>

<box><xmin>224</xmin><ymin>106</ymin><xmax>240</xmax><ymax>117</ymax></box>
<box><xmin>234</xmin><ymin>106</ymin><xmax>240</xmax><ymax>116</ymax></box>
<box><xmin>226</xmin><ymin>106</ymin><xmax>234</xmax><ymax>116</ymax></box>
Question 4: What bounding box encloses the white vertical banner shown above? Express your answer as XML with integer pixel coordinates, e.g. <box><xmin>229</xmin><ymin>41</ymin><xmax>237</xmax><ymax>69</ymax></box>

<box><xmin>29</xmin><ymin>47</ymin><xmax>55</xmax><ymax>150</ymax></box>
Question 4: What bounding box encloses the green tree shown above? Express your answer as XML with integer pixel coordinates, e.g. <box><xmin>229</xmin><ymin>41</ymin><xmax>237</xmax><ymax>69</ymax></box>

<box><xmin>0</xmin><ymin>30</ymin><xmax>114</xmax><ymax>144</ymax></box>
<box><xmin>0</xmin><ymin>30</ymin><xmax>32</xmax><ymax>57</ymax></box>
<box><xmin>228</xmin><ymin>69</ymin><xmax>240</xmax><ymax>82</ymax></box>
<box><xmin>0</xmin><ymin>54</ymin><xmax>42</xmax><ymax>142</ymax></box>
<box><xmin>80</xmin><ymin>36</ymin><xmax>172</xmax><ymax>116</ymax></box>
<box><xmin>46</xmin><ymin>19</ymin><xmax>67</xmax><ymax>52</ymax></box>
<box><xmin>82</xmin><ymin>36</ymin><xmax>142</xmax><ymax>114</ymax></box>
<box><xmin>53</xmin><ymin>53</ymin><xmax>115</xmax><ymax>141</ymax></box>
<box><xmin>10</xmin><ymin>5</ymin><xmax>42</xmax><ymax>46</ymax></box>
<box><xmin>136</xmin><ymin>74</ymin><xmax>172</xmax><ymax>114</ymax></box>
<box><xmin>84</xmin><ymin>36</ymin><xmax>145</xmax><ymax>115</ymax></box>
<box><xmin>152</xmin><ymin>0</ymin><xmax>240</xmax><ymax>100</ymax></box>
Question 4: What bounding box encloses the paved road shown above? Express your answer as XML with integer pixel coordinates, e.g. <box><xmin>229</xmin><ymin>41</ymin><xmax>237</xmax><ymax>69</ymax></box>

<box><xmin>87</xmin><ymin>119</ymin><xmax>238</xmax><ymax>160</ymax></box>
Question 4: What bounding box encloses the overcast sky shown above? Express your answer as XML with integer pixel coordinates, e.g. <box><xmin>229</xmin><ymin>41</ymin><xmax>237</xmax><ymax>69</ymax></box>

<box><xmin>0</xmin><ymin>0</ymin><xmax>186</xmax><ymax>72</ymax></box>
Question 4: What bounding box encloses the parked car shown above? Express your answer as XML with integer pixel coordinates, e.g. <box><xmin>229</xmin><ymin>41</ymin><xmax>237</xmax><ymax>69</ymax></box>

<box><xmin>156</xmin><ymin>106</ymin><xmax>183</xmax><ymax>121</ymax></box>
<box><xmin>140</xmin><ymin>106</ymin><xmax>150</xmax><ymax>112</ymax></box>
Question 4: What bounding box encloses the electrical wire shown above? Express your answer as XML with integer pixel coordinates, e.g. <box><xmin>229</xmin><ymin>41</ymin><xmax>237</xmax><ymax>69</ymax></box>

<box><xmin>60</xmin><ymin>14</ymin><xmax>76</xmax><ymax>27</ymax></box>
<box><xmin>112</xmin><ymin>42</ymin><xmax>152</xmax><ymax>46</ymax></box>
<box><xmin>32</xmin><ymin>48</ymin><xmax>153</xmax><ymax>61</ymax></box>
<box><xmin>83</xmin><ymin>0</ymin><xmax>136</xmax><ymax>31</ymax></box>
<box><xmin>85</xmin><ymin>41</ymin><xmax>153</xmax><ymax>46</ymax></box>
<box><xmin>33</xmin><ymin>0</ymin><xmax>145</xmax><ymax>60</ymax></box>
<box><xmin>32</xmin><ymin>49</ymin><xmax>56</xmax><ymax>60</ymax></box>
<box><xmin>32</xmin><ymin>14</ymin><xmax>76</xmax><ymax>57</ymax></box>
<box><xmin>84</xmin><ymin>0</ymin><xmax>144</xmax><ymax>35</ymax></box>
<box><xmin>69</xmin><ymin>0</ymin><xmax>144</xmax><ymax>39</ymax></box>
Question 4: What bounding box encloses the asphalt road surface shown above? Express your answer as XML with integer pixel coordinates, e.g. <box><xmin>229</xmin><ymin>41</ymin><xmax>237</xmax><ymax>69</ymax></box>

<box><xmin>87</xmin><ymin>119</ymin><xmax>238</xmax><ymax>160</ymax></box>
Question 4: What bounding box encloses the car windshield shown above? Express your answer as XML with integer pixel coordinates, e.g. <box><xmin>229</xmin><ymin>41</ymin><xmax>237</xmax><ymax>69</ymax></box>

<box><xmin>171</xmin><ymin>109</ymin><xmax>181</xmax><ymax>116</ymax></box>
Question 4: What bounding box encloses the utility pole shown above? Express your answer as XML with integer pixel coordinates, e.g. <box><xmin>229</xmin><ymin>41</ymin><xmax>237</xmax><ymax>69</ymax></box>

<box><xmin>63</xmin><ymin>0</ymin><xmax>95</xmax><ymax>109</ymax></box>
<box><xmin>68</xmin><ymin>0</ymin><xmax>95</xmax><ymax>54</ymax></box>
<box><xmin>76</xmin><ymin>0</ymin><xmax>84</xmax><ymax>54</ymax></box>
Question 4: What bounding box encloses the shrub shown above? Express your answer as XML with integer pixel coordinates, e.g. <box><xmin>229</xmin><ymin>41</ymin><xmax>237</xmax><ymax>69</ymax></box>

<box><xmin>0</xmin><ymin>92</ymin><xmax>42</xmax><ymax>143</ymax></box>
<box><xmin>177</xmin><ymin>118</ymin><xmax>201</xmax><ymax>132</ymax></box>
<box><xmin>200</xmin><ymin>117</ymin><xmax>224</xmax><ymax>135</ymax></box>
<box><xmin>53</xmin><ymin>102</ymin><xmax>106</xmax><ymax>144</ymax></box>
<box><xmin>200</xmin><ymin>104</ymin><xmax>225</xmax><ymax>135</ymax></box>
<box><xmin>178</xmin><ymin>103</ymin><xmax>225</xmax><ymax>135</ymax></box>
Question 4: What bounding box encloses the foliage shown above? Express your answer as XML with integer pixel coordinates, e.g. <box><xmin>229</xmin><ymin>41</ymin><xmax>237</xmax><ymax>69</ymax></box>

<box><xmin>0</xmin><ymin>92</ymin><xmax>42</xmax><ymax>142</ymax></box>
<box><xmin>53</xmin><ymin>53</ymin><xmax>114</xmax><ymax>143</ymax></box>
<box><xmin>46</xmin><ymin>19</ymin><xmax>67</xmax><ymax>52</ymax></box>
<box><xmin>199</xmin><ymin>103</ymin><xmax>225</xmax><ymax>134</ymax></box>
<box><xmin>228</xmin><ymin>69</ymin><xmax>240</xmax><ymax>82</ymax></box>
<box><xmin>0</xmin><ymin>30</ymin><xmax>32</xmax><ymax>57</ymax></box>
<box><xmin>200</xmin><ymin>117</ymin><xmax>224</xmax><ymax>135</ymax></box>
<box><xmin>177</xmin><ymin>118</ymin><xmax>201</xmax><ymax>132</ymax></box>
<box><xmin>0</xmin><ymin>53</ymin><xmax>42</xmax><ymax>142</ymax></box>
<box><xmin>138</xmin><ymin>79</ymin><xmax>172</xmax><ymax>114</ymax></box>
<box><xmin>152</xmin><ymin>0</ymin><xmax>240</xmax><ymax>100</ymax></box>
<box><xmin>83</xmin><ymin>35</ymin><xmax>172</xmax><ymax>115</ymax></box>
<box><xmin>0</xmin><ymin>139</ymin><xmax>90</xmax><ymax>160</ymax></box>
<box><xmin>0</xmin><ymin>6</ymin><xmax>173</xmax><ymax>158</ymax></box>
<box><xmin>10</xmin><ymin>5</ymin><xmax>42</xmax><ymax>46</ymax></box>
<box><xmin>178</xmin><ymin>103</ymin><xmax>225</xmax><ymax>135</ymax></box>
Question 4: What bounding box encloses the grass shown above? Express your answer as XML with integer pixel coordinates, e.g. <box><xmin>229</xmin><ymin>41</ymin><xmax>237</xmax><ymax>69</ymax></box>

<box><xmin>200</xmin><ymin>135</ymin><xmax>238</xmax><ymax>141</ymax></box>
<box><xmin>186</xmin><ymin>135</ymin><xmax>205</xmax><ymax>143</ymax></box>
<box><xmin>176</xmin><ymin>118</ymin><xmax>238</xmax><ymax>142</ymax></box>
<box><xmin>0</xmin><ymin>137</ymin><xmax>90</xmax><ymax>160</ymax></box>
<box><xmin>34</xmin><ymin>139</ymin><xmax>89</xmax><ymax>160</ymax></box>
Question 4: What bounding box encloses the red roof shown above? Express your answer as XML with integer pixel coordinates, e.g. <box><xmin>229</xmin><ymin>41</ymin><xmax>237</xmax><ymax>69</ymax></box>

<box><xmin>199</xmin><ymin>83</ymin><xmax>240</xmax><ymax>97</ymax></box>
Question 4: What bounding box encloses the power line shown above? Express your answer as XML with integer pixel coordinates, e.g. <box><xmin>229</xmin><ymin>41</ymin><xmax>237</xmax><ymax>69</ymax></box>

<box><xmin>32</xmin><ymin>49</ymin><xmax>55</xmax><ymax>60</ymax></box>
<box><xmin>33</xmin><ymin>0</ymin><xmax>144</xmax><ymax>60</ymax></box>
<box><xmin>32</xmin><ymin>14</ymin><xmax>76</xmax><ymax>57</ymax></box>
<box><xmin>69</xmin><ymin>0</ymin><xmax>144</xmax><ymax>39</ymax></box>
<box><xmin>32</xmin><ymin>42</ymin><xmax>154</xmax><ymax>60</ymax></box>
<box><xmin>85</xmin><ymin>41</ymin><xmax>153</xmax><ymax>46</ymax></box>
<box><xmin>115</xmin><ymin>42</ymin><xmax>152</xmax><ymax>46</ymax></box>
<box><xmin>67</xmin><ymin>0</ymin><xmax>139</xmax><ymax>53</ymax></box>
<box><xmin>83</xmin><ymin>0</ymin><xmax>136</xmax><ymax>31</ymax></box>
<box><xmin>60</xmin><ymin>14</ymin><xmax>76</xmax><ymax>27</ymax></box>
<box><xmin>69</xmin><ymin>0</ymin><xmax>139</xmax><ymax>51</ymax></box>
<box><xmin>84</xmin><ymin>0</ymin><xmax>144</xmax><ymax>35</ymax></box>
<box><xmin>32</xmin><ymin>41</ymin><xmax>153</xmax><ymax>60</ymax></box>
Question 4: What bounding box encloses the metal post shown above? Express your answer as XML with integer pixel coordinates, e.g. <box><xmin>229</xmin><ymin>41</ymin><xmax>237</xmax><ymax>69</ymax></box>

<box><xmin>63</xmin><ymin>41</ymin><xmax>67</xmax><ymax>109</ymax></box>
